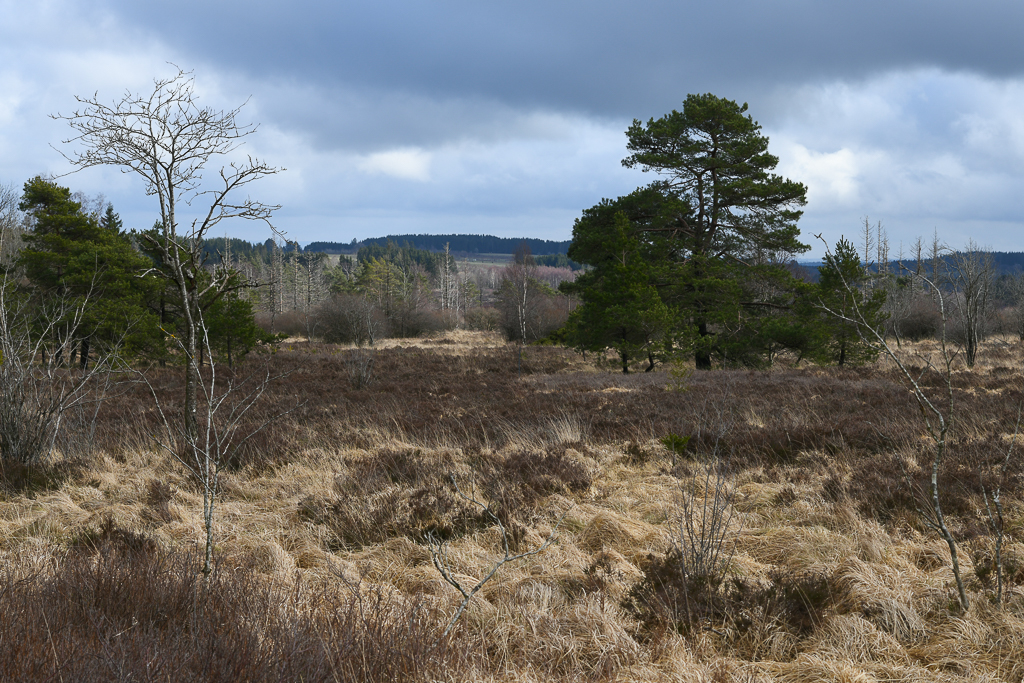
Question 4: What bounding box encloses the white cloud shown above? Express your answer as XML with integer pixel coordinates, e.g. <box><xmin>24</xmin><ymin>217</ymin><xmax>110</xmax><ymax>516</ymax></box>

<box><xmin>773</xmin><ymin>143</ymin><xmax>870</xmax><ymax>208</ymax></box>
<box><xmin>357</xmin><ymin>148</ymin><xmax>432</xmax><ymax>182</ymax></box>
<box><xmin>763</xmin><ymin>69</ymin><xmax>1024</xmax><ymax>255</ymax></box>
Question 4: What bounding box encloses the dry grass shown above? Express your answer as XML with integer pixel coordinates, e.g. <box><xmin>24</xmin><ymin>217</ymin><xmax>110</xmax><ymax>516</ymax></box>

<box><xmin>2</xmin><ymin>334</ymin><xmax>1024</xmax><ymax>681</ymax></box>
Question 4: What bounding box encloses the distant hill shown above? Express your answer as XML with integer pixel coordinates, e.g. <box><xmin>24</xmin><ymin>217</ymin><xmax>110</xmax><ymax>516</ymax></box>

<box><xmin>304</xmin><ymin>234</ymin><xmax>572</xmax><ymax>256</ymax></box>
<box><xmin>795</xmin><ymin>251</ymin><xmax>1024</xmax><ymax>282</ymax></box>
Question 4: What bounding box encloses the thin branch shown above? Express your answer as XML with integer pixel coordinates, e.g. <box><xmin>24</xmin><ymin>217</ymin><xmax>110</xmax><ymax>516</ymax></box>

<box><xmin>426</xmin><ymin>474</ymin><xmax>567</xmax><ymax>638</ymax></box>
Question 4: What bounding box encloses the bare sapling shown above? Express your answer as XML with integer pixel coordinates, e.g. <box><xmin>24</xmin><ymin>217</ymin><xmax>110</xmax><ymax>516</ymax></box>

<box><xmin>980</xmin><ymin>407</ymin><xmax>1018</xmax><ymax>604</ymax></box>
<box><xmin>816</xmin><ymin>235</ymin><xmax>970</xmax><ymax>611</ymax></box>
<box><xmin>946</xmin><ymin>241</ymin><xmax>994</xmax><ymax>368</ymax></box>
<box><xmin>677</xmin><ymin>457</ymin><xmax>738</xmax><ymax>593</ymax></box>
<box><xmin>144</xmin><ymin>308</ymin><xmax>292</xmax><ymax>576</ymax></box>
<box><xmin>0</xmin><ymin>266</ymin><xmax>124</xmax><ymax>469</ymax></box>
<box><xmin>425</xmin><ymin>474</ymin><xmax>565</xmax><ymax>637</ymax></box>
<box><xmin>54</xmin><ymin>68</ymin><xmax>282</xmax><ymax>439</ymax></box>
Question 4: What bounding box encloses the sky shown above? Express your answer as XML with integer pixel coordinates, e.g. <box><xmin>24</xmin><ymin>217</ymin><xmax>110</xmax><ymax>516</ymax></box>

<box><xmin>2</xmin><ymin>1</ymin><xmax>1024</xmax><ymax>258</ymax></box>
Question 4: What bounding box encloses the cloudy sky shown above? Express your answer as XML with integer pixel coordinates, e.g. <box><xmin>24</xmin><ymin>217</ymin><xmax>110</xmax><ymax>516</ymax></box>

<box><xmin>2</xmin><ymin>0</ymin><xmax>1023</xmax><ymax>258</ymax></box>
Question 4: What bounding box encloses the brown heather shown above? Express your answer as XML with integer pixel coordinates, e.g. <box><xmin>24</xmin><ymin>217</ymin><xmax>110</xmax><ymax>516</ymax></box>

<box><xmin>3</xmin><ymin>331</ymin><xmax>1024</xmax><ymax>681</ymax></box>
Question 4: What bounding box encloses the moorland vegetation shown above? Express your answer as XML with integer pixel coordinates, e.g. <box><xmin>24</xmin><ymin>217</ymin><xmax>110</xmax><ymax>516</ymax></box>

<box><xmin>4</xmin><ymin>74</ymin><xmax>1024</xmax><ymax>681</ymax></box>
<box><xmin>2</xmin><ymin>335</ymin><xmax>1024</xmax><ymax>681</ymax></box>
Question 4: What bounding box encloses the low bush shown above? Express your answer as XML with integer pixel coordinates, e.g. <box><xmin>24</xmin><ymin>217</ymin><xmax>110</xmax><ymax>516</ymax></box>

<box><xmin>625</xmin><ymin>555</ymin><xmax>833</xmax><ymax>641</ymax></box>
<box><xmin>0</xmin><ymin>538</ymin><xmax>470</xmax><ymax>682</ymax></box>
<box><xmin>300</xmin><ymin>449</ymin><xmax>488</xmax><ymax>549</ymax></box>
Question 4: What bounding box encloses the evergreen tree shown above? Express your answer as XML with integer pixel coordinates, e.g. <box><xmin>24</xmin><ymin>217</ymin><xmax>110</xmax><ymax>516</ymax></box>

<box><xmin>18</xmin><ymin>177</ymin><xmax>162</xmax><ymax>366</ymax></box>
<box><xmin>566</xmin><ymin>94</ymin><xmax>809</xmax><ymax>369</ymax></box>
<box><xmin>562</xmin><ymin>212</ymin><xmax>674</xmax><ymax>372</ymax></box>
<box><xmin>815</xmin><ymin>237</ymin><xmax>885</xmax><ymax>366</ymax></box>
<box><xmin>136</xmin><ymin>224</ymin><xmax>263</xmax><ymax>366</ymax></box>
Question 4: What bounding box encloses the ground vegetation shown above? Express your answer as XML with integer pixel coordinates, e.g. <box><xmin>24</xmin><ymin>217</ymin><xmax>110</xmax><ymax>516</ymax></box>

<box><xmin>3</xmin><ymin>332</ymin><xmax>1024</xmax><ymax>680</ymax></box>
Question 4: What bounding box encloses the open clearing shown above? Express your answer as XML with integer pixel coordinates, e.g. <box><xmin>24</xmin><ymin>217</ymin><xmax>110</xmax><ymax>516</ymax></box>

<box><xmin>3</xmin><ymin>332</ymin><xmax>1024</xmax><ymax>681</ymax></box>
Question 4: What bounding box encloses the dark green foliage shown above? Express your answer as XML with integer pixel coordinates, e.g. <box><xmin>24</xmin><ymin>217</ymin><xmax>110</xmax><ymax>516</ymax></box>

<box><xmin>18</xmin><ymin>177</ymin><xmax>163</xmax><ymax>362</ymax></box>
<box><xmin>562</xmin><ymin>210</ymin><xmax>675</xmax><ymax>372</ymax></box>
<box><xmin>98</xmin><ymin>203</ymin><xmax>122</xmax><ymax>233</ymax></box>
<box><xmin>813</xmin><ymin>236</ymin><xmax>886</xmax><ymax>366</ymax></box>
<box><xmin>533</xmin><ymin>253</ymin><xmax>583</xmax><ymax>270</ymax></box>
<box><xmin>136</xmin><ymin>225</ymin><xmax>266</xmax><ymax>365</ymax></box>
<box><xmin>357</xmin><ymin>240</ymin><xmax>451</xmax><ymax>277</ymax></box>
<box><xmin>308</xmin><ymin>234</ymin><xmax>572</xmax><ymax>256</ymax></box>
<box><xmin>660</xmin><ymin>433</ymin><xmax>692</xmax><ymax>458</ymax></box>
<box><xmin>566</xmin><ymin>94</ymin><xmax>811</xmax><ymax>369</ymax></box>
<box><xmin>202</xmin><ymin>294</ymin><xmax>270</xmax><ymax>367</ymax></box>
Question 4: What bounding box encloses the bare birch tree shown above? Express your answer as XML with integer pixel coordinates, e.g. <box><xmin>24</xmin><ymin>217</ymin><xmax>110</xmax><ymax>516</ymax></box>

<box><xmin>816</xmin><ymin>236</ymin><xmax>970</xmax><ymax>611</ymax></box>
<box><xmin>53</xmin><ymin>69</ymin><xmax>281</xmax><ymax>438</ymax></box>
<box><xmin>144</xmin><ymin>305</ymin><xmax>289</xmax><ymax>576</ymax></box>
<box><xmin>947</xmin><ymin>240</ymin><xmax>994</xmax><ymax>368</ymax></box>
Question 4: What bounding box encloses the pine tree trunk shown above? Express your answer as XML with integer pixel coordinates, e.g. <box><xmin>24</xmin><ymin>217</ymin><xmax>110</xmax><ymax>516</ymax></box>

<box><xmin>696</xmin><ymin>321</ymin><xmax>712</xmax><ymax>369</ymax></box>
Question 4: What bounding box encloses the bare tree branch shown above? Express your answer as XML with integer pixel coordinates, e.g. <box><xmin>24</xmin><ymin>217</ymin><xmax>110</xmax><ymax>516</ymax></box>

<box><xmin>53</xmin><ymin>68</ymin><xmax>283</xmax><ymax>439</ymax></box>
<box><xmin>426</xmin><ymin>474</ymin><xmax>566</xmax><ymax>638</ymax></box>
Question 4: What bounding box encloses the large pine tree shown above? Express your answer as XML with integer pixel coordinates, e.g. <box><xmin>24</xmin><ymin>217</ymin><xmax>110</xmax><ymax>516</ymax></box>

<box><xmin>566</xmin><ymin>94</ymin><xmax>810</xmax><ymax>369</ymax></box>
<box><xmin>18</xmin><ymin>177</ymin><xmax>162</xmax><ymax>366</ymax></box>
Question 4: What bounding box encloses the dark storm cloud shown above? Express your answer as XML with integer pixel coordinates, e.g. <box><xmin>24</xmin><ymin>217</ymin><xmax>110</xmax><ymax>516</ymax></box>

<box><xmin>110</xmin><ymin>0</ymin><xmax>1024</xmax><ymax>124</ymax></box>
<box><xmin>5</xmin><ymin>0</ymin><xmax>1024</xmax><ymax>249</ymax></box>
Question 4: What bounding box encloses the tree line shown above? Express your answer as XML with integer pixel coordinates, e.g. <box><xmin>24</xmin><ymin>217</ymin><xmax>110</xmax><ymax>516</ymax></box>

<box><xmin>1</xmin><ymin>178</ymin><xmax>579</xmax><ymax>364</ymax></box>
<box><xmin>559</xmin><ymin>93</ymin><xmax>1021</xmax><ymax>372</ymax></box>
<box><xmin>7</xmin><ymin>86</ymin><xmax>1015</xmax><ymax>383</ymax></box>
<box><xmin>306</xmin><ymin>234</ymin><xmax>572</xmax><ymax>255</ymax></box>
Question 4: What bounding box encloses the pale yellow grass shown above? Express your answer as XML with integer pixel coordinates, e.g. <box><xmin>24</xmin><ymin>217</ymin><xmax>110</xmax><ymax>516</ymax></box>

<box><xmin>5</xmin><ymin>344</ymin><xmax>1024</xmax><ymax>680</ymax></box>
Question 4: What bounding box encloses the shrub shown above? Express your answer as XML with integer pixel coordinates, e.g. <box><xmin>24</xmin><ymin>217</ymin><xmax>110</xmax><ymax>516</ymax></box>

<box><xmin>480</xmin><ymin>448</ymin><xmax>591</xmax><ymax>541</ymax></box>
<box><xmin>625</xmin><ymin>459</ymin><xmax>738</xmax><ymax>635</ymax></box>
<box><xmin>464</xmin><ymin>306</ymin><xmax>501</xmax><ymax>331</ymax></box>
<box><xmin>300</xmin><ymin>448</ymin><xmax>487</xmax><ymax>549</ymax></box>
<box><xmin>900</xmin><ymin>295</ymin><xmax>942</xmax><ymax>341</ymax></box>
<box><xmin>255</xmin><ymin>309</ymin><xmax>309</xmax><ymax>338</ymax></box>
<box><xmin>311</xmin><ymin>294</ymin><xmax>388</xmax><ymax>345</ymax></box>
<box><xmin>0</xmin><ymin>542</ymin><xmax>469</xmax><ymax>682</ymax></box>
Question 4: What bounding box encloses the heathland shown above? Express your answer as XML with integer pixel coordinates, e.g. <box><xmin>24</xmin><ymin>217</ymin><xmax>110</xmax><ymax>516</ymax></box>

<box><xmin>2</xmin><ymin>331</ymin><xmax>1024</xmax><ymax>682</ymax></box>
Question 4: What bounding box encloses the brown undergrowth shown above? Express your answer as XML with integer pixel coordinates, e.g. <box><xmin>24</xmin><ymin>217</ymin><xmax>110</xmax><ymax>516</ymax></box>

<box><xmin>3</xmin><ymin>332</ymin><xmax>1024</xmax><ymax>681</ymax></box>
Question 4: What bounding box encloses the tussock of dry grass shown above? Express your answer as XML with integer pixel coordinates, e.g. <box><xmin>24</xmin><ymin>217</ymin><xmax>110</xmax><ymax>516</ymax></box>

<box><xmin>3</xmin><ymin>335</ymin><xmax>1024</xmax><ymax>681</ymax></box>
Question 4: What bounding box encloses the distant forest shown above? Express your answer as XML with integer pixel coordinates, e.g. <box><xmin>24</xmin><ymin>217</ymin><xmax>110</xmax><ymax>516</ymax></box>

<box><xmin>891</xmin><ymin>253</ymin><xmax>1024</xmax><ymax>274</ymax></box>
<box><xmin>194</xmin><ymin>235</ymin><xmax>581</xmax><ymax>270</ymax></box>
<box><xmin>798</xmin><ymin>253</ymin><xmax>1024</xmax><ymax>280</ymax></box>
<box><xmin>304</xmin><ymin>234</ymin><xmax>572</xmax><ymax>256</ymax></box>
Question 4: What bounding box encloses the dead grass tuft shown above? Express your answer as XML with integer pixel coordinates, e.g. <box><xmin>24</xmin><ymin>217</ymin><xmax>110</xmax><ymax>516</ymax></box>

<box><xmin>4</xmin><ymin>337</ymin><xmax>1024</xmax><ymax>680</ymax></box>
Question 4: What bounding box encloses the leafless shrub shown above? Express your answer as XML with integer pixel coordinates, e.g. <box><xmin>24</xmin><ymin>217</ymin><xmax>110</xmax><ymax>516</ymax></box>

<box><xmin>977</xmin><ymin>409</ymin><xmax>1019</xmax><ymax>604</ymax></box>
<box><xmin>259</xmin><ymin>308</ymin><xmax>307</xmax><ymax>337</ymax></box>
<box><xmin>946</xmin><ymin>241</ymin><xmax>995</xmax><ymax>367</ymax></box>
<box><xmin>346</xmin><ymin>348</ymin><xmax>376</xmax><ymax>388</ymax></box>
<box><xmin>0</xmin><ymin>275</ymin><xmax>123</xmax><ymax>474</ymax></box>
<box><xmin>426</xmin><ymin>474</ymin><xmax>565</xmax><ymax>637</ymax></box>
<box><xmin>311</xmin><ymin>294</ymin><xmax>388</xmax><ymax>345</ymax></box>
<box><xmin>898</xmin><ymin>294</ymin><xmax>943</xmax><ymax>341</ymax></box>
<box><xmin>0</xmin><ymin>542</ymin><xmax>469</xmax><ymax>682</ymax></box>
<box><xmin>625</xmin><ymin>457</ymin><xmax>739</xmax><ymax>634</ymax></box>
<box><xmin>464</xmin><ymin>306</ymin><xmax>501</xmax><ymax>331</ymax></box>
<box><xmin>677</xmin><ymin>459</ymin><xmax>738</xmax><ymax>588</ymax></box>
